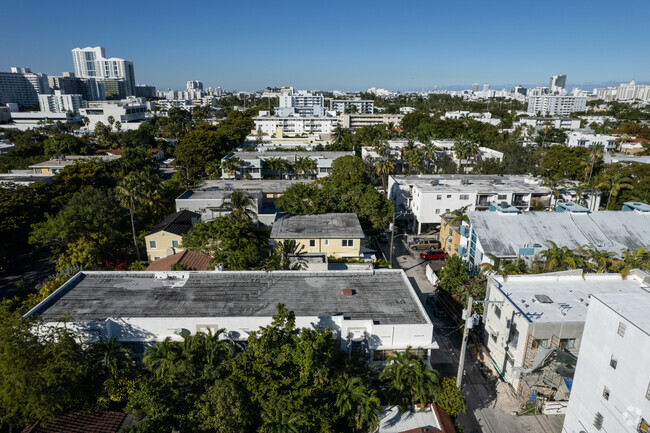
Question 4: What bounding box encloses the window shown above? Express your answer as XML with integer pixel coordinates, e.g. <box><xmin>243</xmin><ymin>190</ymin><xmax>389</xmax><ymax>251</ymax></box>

<box><xmin>446</xmin><ymin>194</ymin><xmax>452</xmax><ymax>198</ymax></box>
<box><xmin>435</xmin><ymin>209</ymin><xmax>440</xmax><ymax>214</ymax></box>
<box><xmin>498</xmin><ymin>194</ymin><xmax>507</xmax><ymax>200</ymax></box>
<box><xmin>617</xmin><ymin>322</ymin><xmax>626</xmax><ymax>337</ymax></box>
<box><xmin>646</xmin><ymin>382</ymin><xmax>650</xmax><ymax>401</ymax></box>
<box><xmin>324</xmin><ymin>239</ymin><xmax>329</xmax><ymax>246</ymax></box>
<box><xmin>460</xmin><ymin>194</ymin><xmax>469</xmax><ymax>200</ymax></box>
<box><xmin>448</xmin><ymin>228</ymin><xmax>452</xmax><ymax>236</ymax></box>
<box><xmin>172</xmin><ymin>240</ymin><xmax>179</xmax><ymax>248</ymax></box>
<box><xmin>149</xmin><ymin>240</ymin><xmax>157</xmax><ymax>249</ymax></box>
<box><xmin>445</xmin><ymin>209</ymin><xmax>450</xmax><ymax>213</ymax></box>
<box><xmin>494</xmin><ymin>305</ymin><xmax>501</xmax><ymax>319</ymax></box>
<box><xmin>309</xmin><ymin>239</ymin><xmax>316</xmax><ymax>248</ymax></box>
<box><xmin>508</xmin><ymin>326</ymin><xmax>519</xmax><ymax>349</ymax></box>
<box><xmin>560</xmin><ymin>338</ymin><xmax>576</xmax><ymax>350</ymax></box>
<box><xmin>342</xmin><ymin>239</ymin><xmax>354</xmax><ymax>247</ymax></box>
<box><xmin>593</xmin><ymin>412</ymin><xmax>603</xmax><ymax>430</ymax></box>
<box><xmin>436</xmin><ymin>195</ymin><xmax>442</xmax><ymax>200</ymax></box>
<box><xmin>491</xmin><ymin>333</ymin><xmax>497</xmax><ymax>343</ymax></box>
<box><xmin>154</xmin><ymin>257</ymin><xmax>160</xmax><ymax>261</ymax></box>
<box><xmin>609</xmin><ymin>355</ymin><xmax>617</xmax><ymax>369</ymax></box>
<box><xmin>602</xmin><ymin>386</ymin><xmax>610</xmax><ymax>400</ymax></box>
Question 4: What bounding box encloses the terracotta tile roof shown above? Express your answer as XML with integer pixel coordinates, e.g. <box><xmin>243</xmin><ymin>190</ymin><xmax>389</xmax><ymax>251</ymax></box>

<box><xmin>432</xmin><ymin>403</ymin><xmax>456</xmax><ymax>433</ymax></box>
<box><xmin>146</xmin><ymin>250</ymin><xmax>213</xmax><ymax>271</ymax></box>
<box><xmin>21</xmin><ymin>411</ymin><xmax>127</xmax><ymax>433</ymax></box>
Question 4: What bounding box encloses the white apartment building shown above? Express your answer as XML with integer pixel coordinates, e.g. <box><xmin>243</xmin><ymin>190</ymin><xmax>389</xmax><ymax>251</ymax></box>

<box><xmin>79</xmin><ymin>101</ymin><xmax>146</xmax><ymax>130</ymax></box>
<box><xmin>24</xmin><ymin>269</ymin><xmax>437</xmax><ymax>362</ymax></box>
<box><xmin>221</xmin><ymin>151</ymin><xmax>353</xmax><ymax>179</ymax></box>
<box><xmin>330</xmin><ymin>99</ymin><xmax>374</xmax><ymax>114</ymax></box>
<box><xmin>253</xmin><ymin>111</ymin><xmax>338</xmax><ymax>135</ymax></box>
<box><xmin>566</xmin><ymin>132</ymin><xmax>618</xmax><ymax>152</ymax></box>
<box><xmin>277</xmin><ymin>89</ymin><xmax>325</xmax><ymax>116</ymax></box>
<box><xmin>483</xmin><ymin>271</ymin><xmax>650</xmax><ymax>402</ymax></box>
<box><xmin>616</xmin><ymin>80</ymin><xmax>650</xmax><ymax>101</ymax></box>
<box><xmin>339</xmin><ymin>113</ymin><xmax>404</xmax><ymax>130</ymax></box>
<box><xmin>562</xmin><ymin>288</ymin><xmax>650</xmax><ymax>433</ymax></box>
<box><xmin>516</xmin><ymin>117</ymin><xmax>582</xmax><ymax>131</ymax></box>
<box><xmin>0</xmin><ymin>67</ymin><xmax>50</xmax><ymax>108</ymax></box>
<box><xmin>527</xmin><ymin>95</ymin><xmax>587</xmax><ymax>116</ymax></box>
<box><xmin>442</xmin><ymin>111</ymin><xmax>501</xmax><ymax>126</ymax></box>
<box><xmin>388</xmin><ymin>174</ymin><xmax>554</xmax><ymax>233</ymax></box>
<box><xmin>38</xmin><ymin>90</ymin><xmax>83</xmax><ymax>113</ymax></box>
<box><xmin>72</xmin><ymin>47</ymin><xmax>136</xmax><ymax>96</ymax></box>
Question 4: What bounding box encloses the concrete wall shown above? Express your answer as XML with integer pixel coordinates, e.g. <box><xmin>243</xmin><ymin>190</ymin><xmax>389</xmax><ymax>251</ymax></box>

<box><xmin>562</xmin><ymin>298</ymin><xmax>650</xmax><ymax>433</ymax></box>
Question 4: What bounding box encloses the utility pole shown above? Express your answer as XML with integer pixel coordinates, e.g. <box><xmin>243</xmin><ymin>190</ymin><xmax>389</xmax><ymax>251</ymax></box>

<box><xmin>388</xmin><ymin>211</ymin><xmax>396</xmax><ymax>268</ymax></box>
<box><xmin>456</xmin><ymin>295</ymin><xmax>473</xmax><ymax>388</ymax></box>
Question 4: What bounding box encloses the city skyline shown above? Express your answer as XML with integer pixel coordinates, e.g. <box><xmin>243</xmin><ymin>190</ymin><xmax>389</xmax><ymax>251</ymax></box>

<box><xmin>1</xmin><ymin>0</ymin><xmax>650</xmax><ymax>91</ymax></box>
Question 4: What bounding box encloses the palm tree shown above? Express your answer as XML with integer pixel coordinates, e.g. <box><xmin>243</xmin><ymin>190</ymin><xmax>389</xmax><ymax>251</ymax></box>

<box><xmin>621</xmin><ymin>247</ymin><xmax>649</xmax><ymax>270</ymax></box>
<box><xmin>90</xmin><ymin>337</ymin><xmax>132</xmax><ymax>379</ymax></box>
<box><xmin>333</xmin><ymin>375</ymin><xmax>382</xmax><ymax>431</ymax></box>
<box><xmin>82</xmin><ymin>116</ymin><xmax>90</xmax><ymax>132</ymax></box>
<box><xmin>221</xmin><ymin>156</ymin><xmax>244</xmax><ymax>178</ymax></box>
<box><xmin>596</xmin><ymin>170</ymin><xmax>633</xmax><ymax>210</ymax></box>
<box><xmin>380</xmin><ymin>348</ymin><xmax>440</xmax><ymax>411</ymax></box>
<box><xmin>375</xmin><ymin>157</ymin><xmax>395</xmax><ymax>196</ymax></box>
<box><xmin>143</xmin><ymin>337</ymin><xmax>182</xmax><ymax>378</ymax></box>
<box><xmin>192</xmin><ymin>328</ymin><xmax>233</xmax><ymax>366</ymax></box>
<box><xmin>332</xmin><ymin>126</ymin><xmax>345</xmax><ymax>145</ymax></box>
<box><xmin>220</xmin><ymin>190</ymin><xmax>256</xmax><ymax>220</ymax></box>
<box><xmin>421</xmin><ymin>142</ymin><xmax>439</xmax><ymax>173</ymax></box>
<box><xmin>274</xmin><ymin>239</ymin><xmax>307</xmax><ymax>270</ymax></box>
<box><xmin>578</xmin><ymin>244</ymin><xmax>622</xmax><ymax>273</ymax></box>
<box><xmin>293</xmin><ymin>156</ymin><xmax>317</xmax><ymax>179</ymax></box>
<box><xmin>116</xmin><ymin>171</ymin><xmax>162</xmax><ymax>260</ymax></box>
<box><xmin>115</xmin><ymin>121</ymin><xmax>122</xmax><ymax>133</ymax></box>
<box><xmin>355</xmin><ymin>389</ymin><xmax>381</xmax><ymax>432</ymax></box>
<box><xmin>539</xmin><ymin>240</ymin><xmax>585</xmax><ymax>272</ymax></box>
<box><xmin>259</xmin><ymin>404</ymin><xmax>308</xmax><ymax>433</ymax></box>
<box><xmin>453</xmin><ymin>136</ymin><xmax>478</xmax><ymax>172</ymax></box>
<box><xmin>442</xmin><ymin>205</ymin><xmax>470</xmax><ymax>226</ymax></box>
<box><xmin>107</xmin><ymin>115</ymin><xmax>115</xmax><ymax>131</ymax></box>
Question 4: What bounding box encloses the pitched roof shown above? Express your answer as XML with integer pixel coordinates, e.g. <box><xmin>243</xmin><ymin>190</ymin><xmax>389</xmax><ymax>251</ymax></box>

<box><xmin>146</xmin><ymin>250</ymin><xmax>213</xmax><ymax>271</ymax></box>
<box><xmin>147</xmin><ymin>210</ymin><xmax>199</xmax><ymax>236</ymax></box>
<box><xmin>271</xmin><ymin>213</ymin><xmax>365</xmax><ymax>239</ymax></box>
<box><xmin>21</xmin><ymin>411</ymin><xmax>127</xmax><ymax>433</ymax></box>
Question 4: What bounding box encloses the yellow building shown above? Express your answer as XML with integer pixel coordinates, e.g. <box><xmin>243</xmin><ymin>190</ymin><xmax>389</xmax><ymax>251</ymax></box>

<box><xmin>270</xmin><ymin>213</ymin><xmax>364</xmax><ymax>258</ymax></box>
<box><xmin>439</xmin><ymin>215</ymin><xmax>462</xmax><ymax>258</ymax></box>
<box><xmin>145</xmin><ymin>210</ymin><xmax>200</xmax><ymax>261</ymax></box>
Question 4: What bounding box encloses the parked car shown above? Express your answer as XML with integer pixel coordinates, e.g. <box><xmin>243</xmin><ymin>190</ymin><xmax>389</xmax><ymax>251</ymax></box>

<box><xmin>420</xmin><ymin>250</ymin><xmax>445</xmax><ymax>261</ymax></box>
<box><xmin>409</xmin><ymin>239</ymin><xmax>441</xmax><ymax>250</ymax></box>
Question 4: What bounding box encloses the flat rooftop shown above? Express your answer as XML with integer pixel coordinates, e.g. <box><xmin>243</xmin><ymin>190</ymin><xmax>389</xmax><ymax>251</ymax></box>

<box><xmin>469</xmin><ymin>210</ymin><xmax>650</xmax><ymax>256</ymax></box>
<box><xmin>390</xmin><ymin>175</ymin><xmax>550</xmax><ymax>193</ymax></box>
<box><xmin>192</xmin><ymin>179</ymin><xmax>312</xmax><ymax>193</ymax></box>
<box><xmin>490</xmin><ymin>270</ymin><xmax>650</xmax><ymax>323</ymax></box>
<box><xmin>228</xmin><ymin>151</ymin><xmax>353</xmax><ymax>160</ymax></box>
<box><xmin>593</xmin><ymin>291</ymin><xmax>650</xmax><ymax>335</ymax></box>
<box><xmin>27</xmin><ymin>270</ymin><xmax>429</xmax><ymax>325</ymax></box>
<box><xmin>271</xmin><ymin>213</ymin><xmax>365</xmax><ymax>239</ymax></box>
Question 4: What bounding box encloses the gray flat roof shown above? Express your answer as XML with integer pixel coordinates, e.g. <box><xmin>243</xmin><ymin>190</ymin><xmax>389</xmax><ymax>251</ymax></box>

<box><xmin>490</xmin><ymin>270</ymin><xmax>650</xmax><ymax>323</ymax></box>
<box><xmin>271</xmin><ymin>213</ymin><xmax>365</xmax><ymax>239</ymax></box>
<box><xmin>390</xmin><ymin>175</ymin><xmax>551</xmax><ymax>194</ymax></box>
<box><xmin>29</xmin><ymin>270</ymin><xmax>429</xmax><ymax>325</ymax></box>
<box><xmin>229</xmin><ymin>151</ymin><xmax>352</xmax><ymax>160</ymax></box>
<box><xmin>469</xmin><ymin>210</ymin><xmax>650</xmax><ymax>257</ymax></box>
<box><xmin>193</xmin><ymin>179</ymin><xmax>312</xmax><ymax>193</ymax></box>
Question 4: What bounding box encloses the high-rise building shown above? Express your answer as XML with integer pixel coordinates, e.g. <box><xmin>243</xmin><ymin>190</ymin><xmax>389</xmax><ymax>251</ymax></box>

<box><xmin>527</xmin><ymin>94</ymin><xmax>587</xmax><ymax>116</ymax></box>
<box><xmin>39</xmin><ymin>90</ymin><xmax>83</xmax><ymax>113</ymax></box>
<box><xmin>472</xmin><ymin>83</ymin><xmax>479</xmax><ymax>92</ymax></box>
<box><xmin>49</xmin><ymin>72</ymin><xmax>104</xmax><ymax>101</ymax></box>
<box><xmin>483</xmin><ymin>83</ymin><xmax>490</xmax><ymax>92</ymax></box>
<box><xmin>135</xmin><ymin>84</ymin><xmax>157</xmax><ymax>98</ymax></box>
<box><xmin>0</xmin><ymin>67</ymin><xmax>50</xmax><ymax>108</ymax></box>
<box><xmin>187</xmin><ymin>81</ymin><xmax>203</xmax><ymax>91</ymax></box>
<box><xmin>514</xmin><ymin>85</ymin><xmax>527</xmax><ymax>96</ymax></box>
<box><xmin>72</xmin><ymin>47</ymin><xmax>136</xmax><ymax>96</ymax></box>
<box><xmin>549</xmin><ymin>74</ymin><xmax>567</xmax><ymax>93</ymax></box>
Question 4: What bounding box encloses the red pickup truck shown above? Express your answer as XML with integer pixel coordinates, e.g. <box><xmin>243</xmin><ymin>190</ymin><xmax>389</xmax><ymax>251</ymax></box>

<box><xmin>420</xmin><ymin>250</ymin><xmax>445</xmax><ymax>261</ymax></box>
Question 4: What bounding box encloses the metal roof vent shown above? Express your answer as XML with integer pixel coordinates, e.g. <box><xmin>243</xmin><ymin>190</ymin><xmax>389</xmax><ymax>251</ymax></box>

<box><xmin>535</xmin><ymin>294</ymin><xmax>553</xmax><ymax>304</ymax></box>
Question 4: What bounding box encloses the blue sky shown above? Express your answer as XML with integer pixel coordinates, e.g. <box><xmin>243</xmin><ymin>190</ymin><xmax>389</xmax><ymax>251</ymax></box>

<box><xmin>1</xmin><ymin>0</ymin><xmax>648</xmax><ymax>91</ymax></box>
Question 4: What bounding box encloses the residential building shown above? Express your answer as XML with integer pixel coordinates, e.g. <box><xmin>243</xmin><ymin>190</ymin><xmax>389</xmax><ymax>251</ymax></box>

<box><xmin>135</xmin><ymin>84</ymin><xmax>156</xmax><ymax>98</ymax></box>
<box><xmin>79</xmin><ymin>100</ymin><xmax>146</xmax><ymax>130</ymax></box>
<box><xmin>566</xmin><ymin>132</ymin><xmax>618</xmax><ymax>152</ymax></box>
<box><xmin>484</xmin><ymin>270</ymin><xmax>649</xmax><ymax>403</ymax></box>
<box><xmin>144</xmin><ymin>210</ymin><xmax>200</xmax><ymax>261</ymax></box>
<box><xmin>516</xmin><ymin>117</ymin><xmax>582</xmax><ymax>130</ymax></box>
<box><xmin>387</xmin><ymin>175</ymin><xmax>555</xmax><ymax>233</ymax></box>
<box><xmin>439</xmin><ymin>215</ymin><xmax>462</xmax><ymax>257</ymax></box>
<box><xmin>0</xmin><ymin>67</ymin><xmax>50</xmax><ymax>108</ymax></box>
<box><xmin>3</xmin><ymin>111</ymin><xmax>76</xmax><ymax>131</ymax></box>
<box><xmin>562</xmin><ymin>288</ymin><xmax>650</xmax><ymax>433</ymax></box>
<box><xmin>0</xmin><ymin>172</ymin><xmax>54</xmax><ymax>188</ymax></box>
<box><xmin>48</xmin><ymin>72</ymin><xmax>104</xmax><ymax>102</ymax></box>
<box><xmin>270</xmin><ymin>213</ymin><xmax>364</xmax><ymax>258</ymax></box>
<box><xmin>23</xmin><ymin>269</ymin><xmax>436</xmax><ymax>361</ymax></box>
<box><xmin>72</xmin><ymin>47</ymin><xmax>136</xmax><ymax>96</ymax></box>
<box><xmin>330</xmin><ymin>99</ymin><xmax>374</xmax><ymax>114</ymax></box>
<box><xmin>442</xmin><ymin>111</ymin><xmax>501</xmax><ymax>126</ymax></box>
<box><xmin>339</xmin><ymin>113</ymin><xmax>403</xmax><ymax>130</ymax></box>
<box><xmin>527</xmin><ymin>95</ymin><xmax>587</xmax><ymax>116</ymax></box>
<box><xmin>615</xmin><ymin>80</ymin><xmax>650</xmax><ymax>101</ymax></box>
<box><xmin>399</xmin><ymin>107</ymin><xmax>415</xmax><ymax>114</ymax></box>
<box><xmin>378</xmin><ymin>404</ymin><xmax>456</xmax><ymax>433</ymax></box>
<box><xmin>146</xmin><ymin>250</ymin><xmax>213</xmax><ymax>271</ymax></box>
<box><xmin>549</xmin><ymin>74</ymin><xmax>567</xmax><ymax>93</ymax></box>
<box><xmin>277</xmin><ymin>89</ymin><xmax>325</xmax><ymax>116</ymax></box>
<box><xmin>175</xmin><ymin>179</ymin><xmax>312</xmax><ymax>225</ymax></box>
<box><xmin>462</xmin><ymin>207</ymin><xmax>650</xmax><ymax>268</ymax></box>
<box><xmin>253</xmin><ymin>111</ymin><xmax>338</xmax><ymax>135</ymax></box>
<box><xmin>220</xmin><ymin>151</ymin><xmax>352</xmax><ymax>179</ymax></box>
<box><xmin>186</xmin><ymin>80</ymin><xmax>203</xmax><ymax>91</ymax></box>
<box><xmin>38</xmin><ymin>90</ymin><xmax>83</xmax><ymax>113</ymax></box>
<box><xmin>28</xmin><ymin>155</ymin><xmax>119</xmax><ymax>174</ymax></box>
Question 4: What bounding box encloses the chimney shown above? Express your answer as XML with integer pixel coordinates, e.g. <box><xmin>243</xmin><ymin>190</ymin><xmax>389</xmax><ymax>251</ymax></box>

<box><xmin>342</xmin><ymin>288</ymin><xmax>355</xmax><ymax>295</ymax></box>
